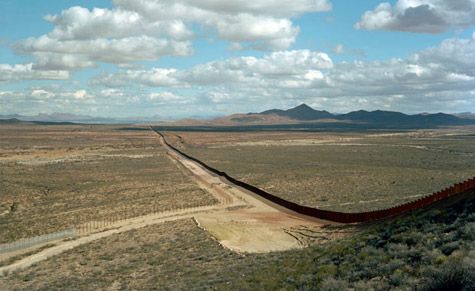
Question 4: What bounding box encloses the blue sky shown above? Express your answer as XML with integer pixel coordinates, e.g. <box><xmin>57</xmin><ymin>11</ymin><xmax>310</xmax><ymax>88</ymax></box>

<box><xmin>1</xmin><ymin>0</ymin><xmax>474</xmax><ymax>118</ymax></box>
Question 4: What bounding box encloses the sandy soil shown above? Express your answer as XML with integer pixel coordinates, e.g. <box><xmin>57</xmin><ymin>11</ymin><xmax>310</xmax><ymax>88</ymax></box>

<box><xmin>0</xmin><ymin>129</ymin><xmax>330</xmax><ymax>276</ymax></box>
<box><xmin>158</xmin><ymin>132</ymin><xmax>330</xmax><ymax>253</ymax></box>
<box><xmin>0</xmin><ymin>125</ymin><xmax>216</xmax><ymax>243</ymax></box>
<box><xmin>0</xmin><ymin>205</ymin><xmax>219</xmax><ymax>275</ymax></box>
<box><xmin>177</xmin><ymin>127</ymin><xmax>475</xmax><ymax>212</ymax></box>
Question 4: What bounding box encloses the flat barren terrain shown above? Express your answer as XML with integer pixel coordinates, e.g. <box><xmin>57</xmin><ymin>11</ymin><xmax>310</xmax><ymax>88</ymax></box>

<box><xmin>168</xmin><ymin>127</ymin><xmax>475</xmax><ymax>212</ymax></box>
<box><xmin>0</xmin><ymin>124</ymin><xmax>217</xmax><ymax>243</ymax></box>
<box><xmin>1</xmin><ymin>125</ymin><xmax>475</xmax><ymax>290</ymax></box>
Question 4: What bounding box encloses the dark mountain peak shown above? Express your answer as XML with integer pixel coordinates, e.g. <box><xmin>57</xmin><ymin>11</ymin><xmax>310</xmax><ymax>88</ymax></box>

<box><xmin>353</xmin><ymin>109</ymin><xmax>369</xmax><ymax>113</ymax></box>
<box><xmin>254</xmin><ymin>104</ymin><xmax>471</xmax><ymax>127</ymax></box>
<box><xmin>287</xmin><ymin>103</ymin><xmax>315</xmax><ymax>113</ymax></box>
<box><xmin>292</xmin><ymin>103</ymin><xmax>313</xmax><ymax>110</ymax></box>
<box><xmin>260</xmin><ymin>103</ymin><xmax>334</xmax><ymax>120</ymax></box>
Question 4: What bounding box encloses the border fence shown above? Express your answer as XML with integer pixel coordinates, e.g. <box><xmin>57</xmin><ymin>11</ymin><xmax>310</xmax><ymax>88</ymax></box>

<box><xmin>0</xmin><ymin>204</ymin><xmax>211</xmax><ymax>257</ymax></box>
<box><xmin>2</xmin><ymin>130</ymin><xmax>473</xmax><ymax>257</ymax></box>
<box><xmin>154</xmin><ymin>129</ymin><xmax>475</xmax><ymax>223</ymax></box>
<box><xmin>0</xmin><ymin>229</ymin><xmax>76</xmax><ymax>255</ymax></box>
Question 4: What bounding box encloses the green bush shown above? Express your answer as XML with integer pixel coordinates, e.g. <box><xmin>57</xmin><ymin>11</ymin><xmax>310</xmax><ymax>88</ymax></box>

<box><xmin>421</xmin><ymin>263</ymin><xmax>475</xmax><ymax>291</ymax></box>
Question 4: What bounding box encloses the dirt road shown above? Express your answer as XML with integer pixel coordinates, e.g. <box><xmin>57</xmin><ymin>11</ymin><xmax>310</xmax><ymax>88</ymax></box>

<box><xmin>0</xmin><ymin>130</ymin><xmax>327</xmax><ymax>275</ymax></box>
<box><xmin>157</xmin><ymin>132</ymin><xmax>327</xmax><ymax>252</ymax></box>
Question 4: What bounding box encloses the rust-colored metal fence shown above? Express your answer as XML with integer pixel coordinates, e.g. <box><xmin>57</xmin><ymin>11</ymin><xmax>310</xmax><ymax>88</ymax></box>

<box><xmin>155</xmin><ymin>130</ymin><xmax>475</xmax><ymax>223</ymax></box>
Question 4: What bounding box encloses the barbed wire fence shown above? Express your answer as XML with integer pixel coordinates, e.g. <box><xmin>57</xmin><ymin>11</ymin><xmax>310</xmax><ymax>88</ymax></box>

<box><xmin>0</xmin><ymin>229</ymin><xmax>75</xmax><ymax>255</ymax></box>
<box><xmin>0</xmin><ymin>203</ymin><xmax>210</xmax><ymax>256</ymax></box>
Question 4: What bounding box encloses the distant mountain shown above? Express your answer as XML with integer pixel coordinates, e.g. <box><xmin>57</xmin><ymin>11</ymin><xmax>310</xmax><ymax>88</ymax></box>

<box><xmin>337</xmin><ymin>110</ymin><xmax>408</xmax><ymax>123</ymax></box>
<box><xmin>256</xmin><ymin>104</ymin><xmax>474</xmax><ymax>128</ymax></box>
<box><xmin>336</xmin><ymin>110</ymin><xmax>464</xmax><ymax>126</ymax></box>
<box><xmin>455</xmin><ymin>112</ymin><xmax>475</xmax><ymax>119</ymax></box>
<box><xmin>168</xmin><ymin>104</ymin><xmax>340</xmax><ymax>126</ymax></box>
<box><xmin>168</xmin><ymin>113</ymin><xmax>297</xmax><ymax>126</ymax></box>
<box><xmin>260</xmin><ymin>103</ymin><xmax>334</xmax><ymax>120</ymax></box>
<box><xmin>0</xmin><ymin>113</ymin><xmax>102</xmax><ymax>123</ymax></box>
<box><xmin>0</xmin><ymin>113</ymin><xmax>164</xmax><ymax>124</ymax></box>
<box><xmin>3</xmin><ymin>105</ymin><xmax>474</xmax><ymax>129</ymax></box>
<box><xmin>0</xmin><ymin>118</ymin><xmax>25</xmax><ymax>124</ymax></box>
<box><xmin>413</xmin><ymin>112</ymin><xmax>463</xmax><ymax>125</ymax></box>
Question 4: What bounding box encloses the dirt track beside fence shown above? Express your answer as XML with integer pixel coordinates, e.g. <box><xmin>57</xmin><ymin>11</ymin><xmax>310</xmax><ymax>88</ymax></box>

<box><xmin>156</xmin><ymin>130</ymin><xmax>475</xmax><ymax>223</ymax></box>
<box><xmin>4</xmin><ymin>128</ymin><xmax>473</xmax><ymax>276</ymax></box>
<box><xmin>1</xmin><ymin>129</ymin><xmax>326</xmax><ymax>275</ymax></box>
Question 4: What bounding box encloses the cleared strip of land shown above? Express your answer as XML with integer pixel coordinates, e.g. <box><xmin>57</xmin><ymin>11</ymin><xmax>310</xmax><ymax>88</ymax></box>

<box><xmin>171</xmin><ymin>129</ymin><xmax>475</xmax><ymax>212</ymax></box>
<box><xmin>1</xmin><ymin>126</ymin><xmax>327</xmax><ymax>275</ymax></box>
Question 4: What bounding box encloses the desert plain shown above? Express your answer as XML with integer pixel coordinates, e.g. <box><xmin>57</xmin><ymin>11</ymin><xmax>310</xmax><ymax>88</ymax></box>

<box><xmin>1</xmin><ymin>123</ymin><xmax>475</xmax><ymax>290</ymax></box>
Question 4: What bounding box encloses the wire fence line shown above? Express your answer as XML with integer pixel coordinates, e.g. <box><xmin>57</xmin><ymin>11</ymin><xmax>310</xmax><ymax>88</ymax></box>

<box><xmin>75</xmin><ymin>204</ymin><xmax>209</xmax><ymax>235</ymax></box>
<box><xmin>0</xmin><ymin>229</ymin><xmax>76</xmax><ymax>255</ymax></box>
<box><xmin>0</xmin><ymin>204</ymin><xmax>214</xmax><ymax>256</ymax></box>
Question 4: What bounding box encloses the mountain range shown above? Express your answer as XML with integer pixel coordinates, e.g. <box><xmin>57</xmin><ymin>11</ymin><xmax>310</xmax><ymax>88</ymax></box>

<box><xmin>256</xmin><ymin>103</ymin><xmax>471</xmax><ymax>126</ymax></box>
<box><xmin>2</xmin><ymin>104</ymin><xmax>475</xmax><ymax>128</ymax></box>
<box><xmin>157</xmin><ymin>104</ymin><xmax>475</xmax><ymax>131</ymax></box>
<box><xmin>260</xmin><ymin>104</ymin><xmax>334</xmax><ymax>120</ymax></box>
<box><xmin>0</xmin><ymin>113</ymin><xmax>164</xmax><ymax>124</ymax></box>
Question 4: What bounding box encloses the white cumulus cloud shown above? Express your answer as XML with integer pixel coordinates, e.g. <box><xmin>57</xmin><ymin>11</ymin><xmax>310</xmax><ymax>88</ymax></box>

<box><xmin>0</xmin><ymin>63</ymin><xmax>69</xmax><ymax>82</ymax></box>
<box><xmin>92</xmin><ymin>34</ymin><xmax>475</xmax><ymax>113</ymax></box>
<box><xmin>355</xmin><ymin>0</ymin><xmax>475</xmax><ymax>33</ymax></box>
<box><xmin>13</xmin><ymin>0</ymin><xmax>332</xmax><ymax>71</ymax></box>
<box><xmin>149</xmin><ymin>91</ymin><xmax>187</xmax><ymax>103</ymax></box>
<box><xmin>94</xmin><ymin>49</ymin><xmax>333</xmax><ymax>88</ymax></box>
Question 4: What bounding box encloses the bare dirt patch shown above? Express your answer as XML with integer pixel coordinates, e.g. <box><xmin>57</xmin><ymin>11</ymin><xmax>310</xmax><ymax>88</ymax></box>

<box><xmin>169</xmin><ymin>128</ymin><xmax>475</xmax><ymax>212</ymax></box>
<box><xmin>159</xmin><ymin>132</ymin><xmax>337</xmax><ymax>253</ymax></box>
<box><xmin>0</xmin><ymin>219</ymin><xmax>256</xmax><ymax>290</ymax></box>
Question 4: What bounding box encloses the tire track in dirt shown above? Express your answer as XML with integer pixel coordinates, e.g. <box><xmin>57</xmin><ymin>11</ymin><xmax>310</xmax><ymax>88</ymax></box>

<box><xmin>0</xmin><ymin>205</ymin><xmax>224</xmax><ymax>276</ymax></box>
<box><xmin>4</xmin><ymin>127</ymin><xmax>472</xmax><ymax>275</ymax></box>
<box><xmin>1</xmin><ymin>129</ymin><xmax>323</xmax><ymax>275</ymax></box>
<box><xmin>154</xmin><ymin>130</ymin><xmax>330</xmax><ymax>252</ymax></box>
<box><xmin>156</xmin><ymin>130</ymin><xmax>475</xmax><ymax>223</ymax></box>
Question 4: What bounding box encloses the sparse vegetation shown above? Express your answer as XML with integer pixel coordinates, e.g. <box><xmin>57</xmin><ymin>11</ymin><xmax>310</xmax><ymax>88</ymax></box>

<box><xmin>2</xmin><ymin>125</ymin><xmax>475</xmax><ymax>290</ymax></box>
<box><xmin>216</xmin><ymin>192</ymin><xmax>475</xmax><ymax>290</ymax></box>
<box><xmin>2</xmin><ymin>194</ymin><xmax>475</xmax><ymax>290</ymax></box>
<box><xmin>0</xmin><ymin>125</ymin><xmax>217</xmax><ymax>243</ymax></box>
<box><xmin>172</xmin><ymin>129</ymin><xmax>475</xmax><ymax>212</ymax></box>
<box><xmin>0</xmin><ymin>219</ymin><xmax>267</xmax><ymax>290</ymax></box>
